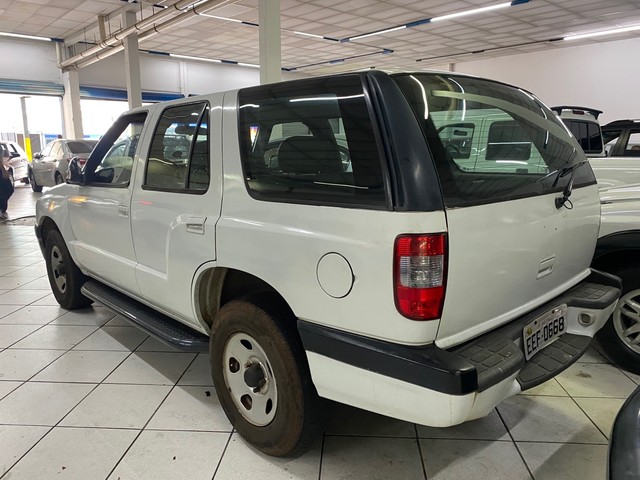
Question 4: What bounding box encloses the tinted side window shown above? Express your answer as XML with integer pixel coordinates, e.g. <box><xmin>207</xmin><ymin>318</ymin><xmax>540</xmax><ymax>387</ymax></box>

<box><xmin>486</xmin><ymin>121</ymin><xmax>532</xmax><ymax>161</ymax></box>
<box><xmin>624</xmin><ymin>131</ymin><xmax>640</xmax><ymax>156</ymax></box>
<box><xmin>238</xmin><ymin>76</ymin><xmax>386</xmax><ymax>207</ymax></box>
<box><xmin>86</xmin><ymin>112</ymin><xmax>147</xmax><ymax>186</ymax></box>
<box><xmin>564</xmin><ymin>120</ymin><xmax>602</xmax><ymax>154</ymax></box>
<box><xmin>144</xmin><ymin>102</ymin><xmax>210</xmax><ymax>193</ymax></box>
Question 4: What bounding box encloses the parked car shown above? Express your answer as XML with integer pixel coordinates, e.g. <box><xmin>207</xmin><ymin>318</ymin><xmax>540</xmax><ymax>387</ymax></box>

<box><xmin>0</xmin><ymin>140</ymin><xmax>29</xmax><ymax>185</ymax></box>
<box><xmin>554</xmin><ymin>107</ymin><xmax>640</xmax><ymax>373</ymax></box>
<box><xmin>35</xmin><ymin>71</ymin><xmax>620</xmax><ymax>456</ymax></box>
<box><xmin>29</xmin><ymin>139</ymin><xmax>97</xmax><ymax>192</ymax></box>
<box><xmin>608</xmin><ymin>384</ymin><xmax>640</xmax><ymax>480</ymax></box>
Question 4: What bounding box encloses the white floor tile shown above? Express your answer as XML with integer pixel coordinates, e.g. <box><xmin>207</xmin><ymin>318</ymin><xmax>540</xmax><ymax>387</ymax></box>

<box><xmin>11</xmin><ymin>325</ymin><xmax>98</xmax><ymax>350</ymax></box>
<box><xmin>105</xmin><ymin>352</ymin><xmax>195</xmax><ymax>385</ymax></box>
<box><xmin>32</xmin><ymin>350</ymin><xmax>130</xmax><ymax>383</ymax></box>
<box><xmin>5</xmin><ymin>266</ymin><xmax>47</xmax><ymax>277</ymax></box>
<box><xmin>0</xmin><ymin>305</ymin><xmax>64</xmax><ymax>325</ymax></box>
<box><xmin>0</xmin><ymin>380</ymin><xmax>22</xmax><ymax>400</ymax></box>
<box><xmin>0</xmin><ymin>349</ymin><xmax>64</xmax><ymax>380</ymax></box>
<box><xmin>574</xmin><ymin>397</ymin><xmax>626</xmax><ymax>439</ymax></box>
<box><xmin>61</xmin><ymin>384</ymin><xmax>171</xmax><ymax>429</ymax></box>
<box><xmin>217</xmin><ymin>434</ymin><xmax>320</xmax><ymax>479</ymax></box>
<box><xmin>0</xmin><ymin>425</ymin><xmax>50</xmax><ymax>475</ymax></box>
<box><xmin>621</xmin><ymin>370</ymin><xmax>640</xmax><ymax>385</ymax></box>
<box><xmin>556</xmin><ymin>363</ymin><xmax>638</xmax><ymax>398</ymax></box>
<box><xmin>0</xmin><ymin>324</ymin><xmax>42</xmax><ymax>348</ymax></box>
<box><xmin>421</xmin><ymin>439</ymin><xmax>531</xmax><ymax>480</ymax></box>
<box><xmin>0</xmin><ymin>276</ymin><xmax>40</xmax><ymax>290</ymax></box>
<box><xmin>519</xmin><ymin>378</ymin><xmax>568</xmax><ymax>396</ymax></box>
<box><xmin>20</xmin><ymin>277</ymin><xmax>54</xmax><ymax>290</ymax></box>
<box><xmin>0</xmin><ymin>304</ymin><xmax>22</xmax><ymax>320</ymax></box>
<box><xmin>72</xmin><ymin>326</ymin><xmax>148</xmax><ymax>351</ymax></box>
<box><xmin>518</xmin><ymin>442</ymin><xmax>607</xmax><ymax>480</ymax></box>
<box><xmin>417</xmin><ymin>409</ymin><xmax>509</xmax><ymax>441</ymax></box>
<box><xmin>177</xmin><ymin>354</ymin><xmax>213</xmax><ymax>386</ymax></box>
<box><xmin>0</xmin><ymin>382</ymin><xmax>94</xmax><ymax>425</ymax></box>
<box><xmin>321</xmin><ymin>436</ymin><xmax>423</xmax><ymax>480</ymax></box>
<box><xmin>4</xmin><ymin>426</ymin><xmax>137</xmax><ymax>479</ymax></box>
<box><xmin>108</xmin><ymin>430</ymin><xmax>229</xmax><ymax>480</ymax></box>
<box><xmin>147</xmin><ymin>386</ymin><xmax>232</xmax><ymax>432</ymax></box>
<box><xmin>497</xmin><ymin>395</ymin><xmax>607</xmax><ymax>444</ymax></box>
<box><xmin>49</xmin><ymin>307</ymin><xmax>115</xmax><ymax>326</ymax></box>
<box><xmin>0</xmin><ymin>289</ymin><xmax>49</xmax><ymax>305</ymax></box>
<box><xmin>30</xmin><ymin>293</ymin><xmax>60</xmax><ymax>306</ymax></box>
<box><xmin>326</xmin><ymin>403</ymin><xmax>416</xmax><ymax>438</ymax></box>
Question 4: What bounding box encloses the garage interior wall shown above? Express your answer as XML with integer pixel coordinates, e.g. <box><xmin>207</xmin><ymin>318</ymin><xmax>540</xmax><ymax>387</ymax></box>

<box><xmin>454</xmin><ymin>36</ymin><xmax>640</xmax><ymax>125</ymax></box>
<box><xmin>1</xmin><ymin>36</ymin><xmax>639</xmax><ymax>125</ymax></box>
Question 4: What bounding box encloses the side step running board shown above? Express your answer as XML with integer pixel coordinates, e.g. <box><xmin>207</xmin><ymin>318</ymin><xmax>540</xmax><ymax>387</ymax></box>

<box><xmin>81</xmin><ymin>280</ymin><xmax>209</xmax><ymax>353</ymax></box>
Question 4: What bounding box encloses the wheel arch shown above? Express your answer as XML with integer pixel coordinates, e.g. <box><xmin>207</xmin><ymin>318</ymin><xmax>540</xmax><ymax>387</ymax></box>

<box><xmin>195</xmin><ymin>267</ymin><xmax>294</xmax><ymax>330</ymax></box>
<box><xmin>592</xmin><ymin>231</ymin><xmax>640</xmax><ymax>272</ymax></box>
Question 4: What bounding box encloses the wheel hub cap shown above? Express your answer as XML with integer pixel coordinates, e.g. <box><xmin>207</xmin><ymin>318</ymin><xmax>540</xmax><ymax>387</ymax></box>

<box><xmin>223</xmin><ymin>332</ymin><xmax>277</xmax><ymax>426</ymax></box>
<box><xmin>613</xmin><ymin>289</ymin><xmax>640</xmax><ymax>354</ymax></box>
<box><xmin>50</xmin><ymin>245</ymin><xmax>67</xmax><ymax>293</ymax></box>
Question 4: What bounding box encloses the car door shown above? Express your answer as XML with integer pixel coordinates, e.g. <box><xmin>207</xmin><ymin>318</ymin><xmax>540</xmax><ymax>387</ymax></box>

<box><xmin>32</xmin><ymin>141</ymin><xmax>55</xmax><ymax>185</ymax></box>
<box><xmin>68</xmin><ymin>111</ymin><xmax>148</xmax><ymax>295</ymax></box>
<box><xmin>131</xmin><ymin>98</ymin><xmax>222</xmax><ymax>327</ymax></box>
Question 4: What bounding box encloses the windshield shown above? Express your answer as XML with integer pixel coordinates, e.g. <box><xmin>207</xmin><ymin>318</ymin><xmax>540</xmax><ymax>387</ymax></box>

<box><xmin>393</xmin><ymin>73</ymin><xmax>595</xmax><ymax>207</ymax></box>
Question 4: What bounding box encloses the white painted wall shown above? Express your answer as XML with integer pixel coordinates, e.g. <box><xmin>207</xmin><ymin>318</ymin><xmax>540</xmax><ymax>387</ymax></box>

<box><xmin>453</xmin><ymin>37</ymin><xmax>640</xmax><ymax>125</ymax></box>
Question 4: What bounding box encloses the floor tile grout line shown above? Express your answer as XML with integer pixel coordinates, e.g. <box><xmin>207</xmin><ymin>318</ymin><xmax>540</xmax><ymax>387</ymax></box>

<box><xmin>103</xmin><ymin>352</ymin><xmax>200</xmax><ymax>479</ymax></box>
<box><xmin>210</xmin><ymin>432</ymin><xmax>235</xmax><ymax>480</ymax></box>
<box><xmin>414</xmin><ymin>424</ymin><xmax>429</xmax><ymax>480</ymax></box>
<box><xmin>0</xmin><ymin>425</ymin><xmax>54</xmax><ymax>480</ymax></box>
<box><xmin>316</xmin><ymin>432</ymin><xmax>326</xmax><ymax>480</ymax></box>
<box><xmin>495</xmin><ymin>407</ymin><xmax>536</xmax><ymax>480</ymax></box>
<box><xmin>568</xmin><ymin>395</ymin><xmax>611</xmax><ymax>441</ymax></box>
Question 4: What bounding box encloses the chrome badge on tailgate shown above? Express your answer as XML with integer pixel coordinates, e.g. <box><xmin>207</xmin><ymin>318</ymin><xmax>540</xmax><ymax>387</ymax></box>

<box><xmin>523</xmin><ymin>305</ymin><xmax>567</xmax><ymax>361</ymax></box>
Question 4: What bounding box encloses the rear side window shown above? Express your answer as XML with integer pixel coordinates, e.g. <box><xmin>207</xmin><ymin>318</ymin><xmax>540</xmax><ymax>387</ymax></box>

<box><xmin>238</xmin><ymin>76</ymin><xmax>386</xmax><ymax>208</ymax></box>
<box><xmin>623</xmin><ymin>131</ymin><xmax>640</xmax><ymax>157</ymax></box>
<box><xmin>393</xmin><ymin>73</ymin><xmax>595</xmax><ymax>207</ymax></box>
<box><xmin>67</xmin><ymin>141</ymin><xmax>96</xmax><ymax>155</ymax></box>
<box><xmin>144</xmin><ymin>102</ymin><xmax>210</xmax><ymax>193</ymax></box>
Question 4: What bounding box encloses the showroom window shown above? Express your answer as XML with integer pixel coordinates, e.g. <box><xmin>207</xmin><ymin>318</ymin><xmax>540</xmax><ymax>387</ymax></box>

<box><xmin>144</xmin><ymin>102</ymin><xmax>210</xmax><ymax>193</ymax></box>
<box><xmin>85</xmin><ymin>112</ymin><xmax>147</xmax><ymax>187</ymax></box>
<box><xmin>238</xmin><ymin>76</ymin><xmax>386</xmax><ymax>208</ymax></box>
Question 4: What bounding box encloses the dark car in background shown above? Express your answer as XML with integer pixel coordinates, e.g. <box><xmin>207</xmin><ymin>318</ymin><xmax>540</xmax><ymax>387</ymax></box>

<box><xmin>29</xmin><ymin>139</ymin><xmax>98</xmax><ymax>191</ymax></box>
<box><xmin>602</xmin><ymin>119</ymin><xmax>640</xmax><ymax>156</ymax></box>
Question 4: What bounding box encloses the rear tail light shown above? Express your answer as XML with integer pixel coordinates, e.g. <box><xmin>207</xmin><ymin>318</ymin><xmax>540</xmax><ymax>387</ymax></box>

<box><xmin>394</xmin><ymin>234</ymin><xmax>447</xmax><ymax>320</ymax></box>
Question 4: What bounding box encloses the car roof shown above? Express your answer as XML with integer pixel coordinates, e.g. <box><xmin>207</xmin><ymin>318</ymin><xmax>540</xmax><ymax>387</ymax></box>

<box><xmin>602</xmin><ymin>119</ymin><xmax>640</xmax><ymax>130</ymax></box>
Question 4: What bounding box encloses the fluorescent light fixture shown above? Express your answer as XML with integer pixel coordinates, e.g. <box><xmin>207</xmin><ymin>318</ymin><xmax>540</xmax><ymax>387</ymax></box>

<box><xmin>350</xmin><ymin>25</ymin><xmax>406</xmax><ymax>41</ymax></box>
<box><xmin>237</xmin><ymin>62</ymin><xmax>259</xmax><ymax>68</ymax></box>
<box><xmin>198</xmin><ymin>13</ymin><xmax>242</xmax><ymax>23</ymax></box>
<box><xmin>170</xmin><ymin>53</ymin><xmax>221</xmax><ymax>63</ymax></box>
<box><xmin>293</xmin><ymin>31</ymin><xmax>324</xmax><ymax>39</ymax></box>
<box><xmin>430</xmin><ymin>2</ymin><xmax>511</xmax><ymax>22</ymax></box>
<box><xmin>0</xmin><ymin>32</ymin><xmax>51</xmax><ymax>42</ymax></box>
<box><xmin>563</xmin><ymin>25</ymin><xmax>640</xmax><ymax>41</ymax></box>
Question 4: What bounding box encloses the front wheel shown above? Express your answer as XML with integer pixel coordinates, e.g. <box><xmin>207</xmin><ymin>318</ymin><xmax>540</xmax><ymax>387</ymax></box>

<box><xmin>210</xmin><ymin>294</ymin><xmax>323</xmax><ymax>457</ymax></box>
<box><xmin>54</xmin><ymin>172</ymin><xmax>64</xmax><ymax>185</ymax></box>
<box><xmin>29</xmin><ymin>171</ymin><xmax>42</xmax><ymax>192</ymax></box>
<box><xmin>44</xmin><ymin>229</ymin><xmax>92</xmax><ymax>309</ymax></box>
<box><xmin>597</xmin><ymin>266</ymin><xmax>640</xmax><ymax>374</ymax></box>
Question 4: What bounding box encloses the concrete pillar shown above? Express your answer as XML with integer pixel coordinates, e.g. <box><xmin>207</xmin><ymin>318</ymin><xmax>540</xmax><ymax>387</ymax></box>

<box><xmin>258</xmin><ymin>0</ymin><xmax>281</xmax><ymax>85</ymax></box>
<box><xmin>123</xmin><ymin>10</ymin><xmax>142</xmax><ymax>109</ymax></box>
<box><xmin>62</xmin><ymin>70</ymin><xmax>83</xmax><ymax>139</ymax></box>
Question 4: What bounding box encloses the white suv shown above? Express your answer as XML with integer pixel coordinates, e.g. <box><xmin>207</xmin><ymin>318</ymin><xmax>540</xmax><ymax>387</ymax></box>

<box><xmin>35</xmin><ymin>71</ymin><xmax>620</xmax><ymax>456</ymax></box>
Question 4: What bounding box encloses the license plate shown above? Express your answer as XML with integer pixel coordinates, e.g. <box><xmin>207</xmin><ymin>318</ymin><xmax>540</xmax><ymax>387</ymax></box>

<box><xmin>523</xmin><ymin>305</ymin><xmax>567</xmax><ymax>361</ymax></box>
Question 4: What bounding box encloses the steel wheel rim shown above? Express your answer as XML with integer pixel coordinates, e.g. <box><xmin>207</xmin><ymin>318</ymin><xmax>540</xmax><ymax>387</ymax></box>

<box><xmin>55</xmin><ymin>174</ymin><xmax>63</xmax><ymax>184</ymax></box>
<box><xmin>223</xmin><ymin>332</ymin><xmax>278</xmax><ymax>426</ymax></box>
<box><xmin>613</xmin><ymin>289</ymin><xmax>640</xmax><ymax>354</ymax></box>
<box><xmin>50</xmin><ymin>245</ymin><xmax>67</xmax><ymax>293</ymax></box>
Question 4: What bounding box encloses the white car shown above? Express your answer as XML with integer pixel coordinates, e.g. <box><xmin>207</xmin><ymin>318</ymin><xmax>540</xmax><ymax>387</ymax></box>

<box><xmin>35</xmin><ymin>71</ymin><xmax>620</xmax><ymax>456</ymax></box>
<box><xmin>0</xmin><ymin>140</ymin><xmax>29</xmax><ymax>185</ymax></box>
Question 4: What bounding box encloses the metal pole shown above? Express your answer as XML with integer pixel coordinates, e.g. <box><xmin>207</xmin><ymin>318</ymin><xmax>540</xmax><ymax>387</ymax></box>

<box><xmin>19</xmin><ymin>96</ymin><xmax>32</xmax><ymax>160</ymax></box>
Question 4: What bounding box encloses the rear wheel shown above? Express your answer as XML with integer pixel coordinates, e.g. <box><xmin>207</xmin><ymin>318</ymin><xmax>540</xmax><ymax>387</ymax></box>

<box><xmin>54</xmin><ymin>172</ymin><xmax>64</xmax><ymax>185</ymax></box>
<box><xmin>209</xmin><ymin>294</ymin><xmax>323</xmax><ymax>456</ymax></box>
<box><xmin>44</xmin><ymin>229</ymin><xmax>92</xmax><ymax>309</ymax></box>
<box><xmin>29</xmin><ymin>171</ymin><xmax>42</xmax><ymax>192</ymax></box>
<box><xmin>597</xmin><ymin>265</ymin><xmax>640</xmax><ymax>374</ymax></box>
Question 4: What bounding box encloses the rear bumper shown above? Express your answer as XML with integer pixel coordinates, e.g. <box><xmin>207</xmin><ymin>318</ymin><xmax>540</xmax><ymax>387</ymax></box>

<box><xmin>299</xmin><ymin>269</ymin><xmax>620</xmax><ymax>426</ymax></box>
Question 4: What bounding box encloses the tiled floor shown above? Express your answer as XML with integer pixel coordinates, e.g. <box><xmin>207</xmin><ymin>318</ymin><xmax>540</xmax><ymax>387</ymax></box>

<box><xmin>0</xmin><ymin>184</ymin><xmax>638</xmax><ymax>479</ymax></box>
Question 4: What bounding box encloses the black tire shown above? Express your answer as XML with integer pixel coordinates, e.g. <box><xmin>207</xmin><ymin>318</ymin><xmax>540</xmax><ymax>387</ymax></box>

<box><xmin>597</xmin><ymin>266</ymin><xmax>640</xmax><ymax>374</ymax></box>
<box><xmin>29</xmin><ymin>171</ymin><xmax>42</xmax><ymax>192</ymax></box>
<box><xmin>44</xmin><ymin>229</ymin><xmax>92</xmax><ymax>309</ymax></box>
<box><xmin>210</xmin><ymin>293</ymin><xmax>324</xmax><ymax>457</ymax></box>
<box><xmin>54</xmin><ymin>172</ymin><xmax>64</xmax><ymax>185</ymax></box>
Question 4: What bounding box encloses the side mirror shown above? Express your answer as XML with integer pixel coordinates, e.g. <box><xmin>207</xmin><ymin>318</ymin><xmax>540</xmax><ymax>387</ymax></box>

<box><xmin>33</xmin><ymin>153</ymin><xmax>42</xmax><ymax>160</ymax></box>
<box><xmin>10</xmin><ymin>151</ymin><xmax>20</xmax><ymax>158</ymax></box>
<box><xmin>67</xmin><ymin>157</ymin><xmax>84</xmax><ymax>185</ymax></box>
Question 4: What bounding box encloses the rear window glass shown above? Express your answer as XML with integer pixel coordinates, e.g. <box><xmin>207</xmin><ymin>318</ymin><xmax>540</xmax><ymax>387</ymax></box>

<box><xmin>67</xmin><ymin>141</ymin><xmax>97</xmax><ymax>154</ymax></box>
<box><xmin>238</xmin><ymin>75</ymin><xmax>386</xmax><ymax>208</ymax></box>
<box><xmin>393</xmin><ymin>73</ymin><xmax>595</xmax><ymax>207</ymax></box>
<box><xmin>562</xmin><ymin>120</ymin><xmax>603</xmax><ymax>154</ymax></box>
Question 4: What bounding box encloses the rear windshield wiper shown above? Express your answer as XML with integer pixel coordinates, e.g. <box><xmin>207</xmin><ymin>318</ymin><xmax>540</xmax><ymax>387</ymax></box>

<box><xmin>554</xmin><ymin>159</ymin><xmax>588</xmax><ymax>209</ymax></box>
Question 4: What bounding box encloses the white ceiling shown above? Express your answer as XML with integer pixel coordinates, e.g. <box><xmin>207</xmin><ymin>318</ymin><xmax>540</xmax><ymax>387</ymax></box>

<box><xmin>2</xmin><ymin>0</ymin><xmax>640</xmax><ymax>74</ymax></box>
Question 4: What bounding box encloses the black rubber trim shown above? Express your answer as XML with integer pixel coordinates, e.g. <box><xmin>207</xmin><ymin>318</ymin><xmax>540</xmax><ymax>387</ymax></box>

<box><xmin>608</xmin><ymin>385</ymin><xmax>640</xmax><ymax>480</ymax></box>
<box><xmin>300</xmin><ymin>269</ymin><xmax>620</xmax><ymax>395</ymax></box>
<box><xmin>594</xmin><ymin>231</ymin><xmax>640</xmax><ymax>261</ymax></box>
<box><xmin>34</xmin><ymin>224</ymin><xmax>45</xmax><ymax>256</ymax></box>
<box><xmin>81</xmin><ymin>280</ymin><xmax>209</xmax><ymax>352</ymax></box>
<box><xmin>298</xmin><ymin>320</ymin><xmax>478</xmax><ymax>396</ymax></box>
